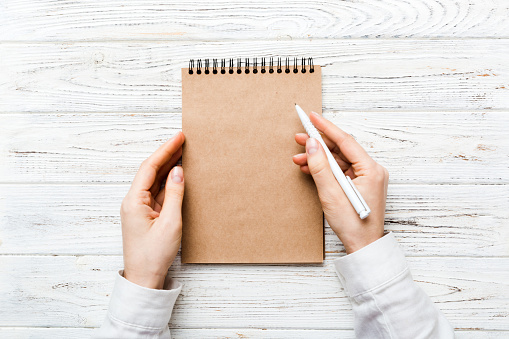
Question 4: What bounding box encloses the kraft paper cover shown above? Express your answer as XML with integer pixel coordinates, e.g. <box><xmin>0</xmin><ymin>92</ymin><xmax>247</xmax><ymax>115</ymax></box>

<box><xmin>181</xmin><ymin>65</ymin><xmax>323</xmax><ymax>263</ymax></box>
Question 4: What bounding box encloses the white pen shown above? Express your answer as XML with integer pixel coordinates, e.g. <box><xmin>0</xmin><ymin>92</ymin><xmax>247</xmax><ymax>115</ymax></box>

<box><xmin>295</xmin><ymin>104</ymin><xmax>371</xmax><ymax>219</ymax></box>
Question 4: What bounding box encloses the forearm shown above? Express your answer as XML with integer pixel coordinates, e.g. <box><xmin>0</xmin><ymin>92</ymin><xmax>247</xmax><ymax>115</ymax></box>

<box><xmin>93</xmin><ymin>271</ymin><xmax>182</xmax><ymax>339</ymax></box>
<box><xmin>334</xmin><ymin>233</ymin><xmax>454</xmax><ymax>338</ymax></box>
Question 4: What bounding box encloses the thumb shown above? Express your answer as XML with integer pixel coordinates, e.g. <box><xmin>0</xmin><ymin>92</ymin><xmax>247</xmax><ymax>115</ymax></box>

<box><xmin>306</xmin><ymin>138</ymin><xmax>343</xmax><ymax>206</ymax></box>
<box><xmin>159</xmin><ymin>166</ymin><xmax>184</xmax><ymax>222</ymax></box>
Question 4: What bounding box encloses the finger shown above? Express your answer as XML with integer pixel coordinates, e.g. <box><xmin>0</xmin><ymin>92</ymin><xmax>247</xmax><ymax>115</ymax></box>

<box><xmin>305</xmin><ymin>138</ymin><xmax>346</xmax><ymax>205</ymax></box>
<box><xmin>292</xmin><ymin>153</ymin><xmax>308</xmax><ymax>166</ymax></box>
<box><xmin>295</xmin><ymin>133</ymin><xmax>337</xmax><ymax>151</ymax></box>
<box><xmin>300</xmin><ymin>165</ymin><xmax>310</xmax><ymax>175</ymax></box>
<box><xmin>159</xmin><ymin>166</ymin><xmax>185</xmax><ymax>223</ymax></box>
<box><xmin>132</xmin><ymin>132</ymin><xmax>185</xmax><ymax>192</ymax></box>
<box><xmin>154</xmin><ymin>186</ymin><xmax>165</xmax><ymax>211</ymax></box>
<box><xmin>293</xmin><ymin>151</ymin><xmax>351</xmax><ymax>172</ymax></box>
<box><xmin>309</xmin><ymin>113</ymin><xmax>374</xmax><ymax>166</ymax></box>
<box><xmin>344</xmin><ymin>167</ymin><xmax>356</xmax><ymax>179</ymax></box>
<box><xmin>296</xmin><ymin>132</ymin><xmax>347</xmax><ymax>163</ymax></box>
<box><xmin>150</xmin><ymin>147</ymin><xmax>182</xmax><ymax>197</ymax></box>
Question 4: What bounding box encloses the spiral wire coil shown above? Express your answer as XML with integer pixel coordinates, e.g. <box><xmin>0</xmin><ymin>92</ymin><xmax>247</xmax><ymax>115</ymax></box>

<box><xmin>188</xmin><ymin>57</ymin><xmax>314</xmax><ymax>75</ymax></box>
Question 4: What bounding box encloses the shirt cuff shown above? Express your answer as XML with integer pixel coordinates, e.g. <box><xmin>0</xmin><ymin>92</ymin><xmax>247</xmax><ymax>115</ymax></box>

<box><xmin>107</xmin><ymin>270</ymin><xmax>182</xmax><ymax>330</ymax></box>
<box><xmin>333</xmin><ymin>232</ymin><xmax>408</xmax><ymax>298</ymax></box>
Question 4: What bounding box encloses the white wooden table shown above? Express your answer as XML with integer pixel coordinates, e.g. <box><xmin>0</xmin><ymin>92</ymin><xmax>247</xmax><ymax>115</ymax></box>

<box><xmin>1</xmin><ymin>1</ymin><xmax>508</xmax><ymax>338</ymax></box>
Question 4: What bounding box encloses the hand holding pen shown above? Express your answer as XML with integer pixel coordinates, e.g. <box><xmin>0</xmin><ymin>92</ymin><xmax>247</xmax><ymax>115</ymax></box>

<box><xmin>292</xmin><ymin>109</ymin><xmax>389</xmax><ymax>254</ymax></box>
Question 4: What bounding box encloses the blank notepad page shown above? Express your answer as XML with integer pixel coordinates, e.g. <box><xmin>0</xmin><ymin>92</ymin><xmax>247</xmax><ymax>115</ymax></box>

<box><xmin>182</xmin><ymin>58</ymin><xmax>323</xmax><ymax>263</ymax></box>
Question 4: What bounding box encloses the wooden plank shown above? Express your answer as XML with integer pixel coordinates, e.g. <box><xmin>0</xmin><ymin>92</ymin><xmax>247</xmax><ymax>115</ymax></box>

<box><xmin>1</xmin><ymin>40</ymin><xmax>508</xmax><ymax>112</ymax></box>
<box><xmin>443</xmin><ymin>332</ymin><xmax>509</xmax><ymax>339</ymax></box>
<box><xmin>176</xmin><ymin>330</ymin><xmax>507</xmax><ymax>338</ymax></box>
<box><xmin>0</xmin><ymin>327</ymin><xmax>504</xmax><ymax>338</ymax></box>
<box><xmin>0</xmin><ymin>255</ymin><xmax>506</xmax><ymax>330</ymax></box>
<box><xmin>0</xmin><ymin>328</ymin><xmax>94</xmax><ymax>339</ymax></box>
<box><xmin>1</xmin><ymin>112</ymin><xmax>507</xmax><ymax>184</ymax></box>
<box><xmin>1</xmin><ymin>0</ymin><xmax>508</xmax><ymax>41</ymax></box>
<box><xmin>0</xmin><ymin>184</ymin><xmax>507</xmax><ymax>256</ymax></box>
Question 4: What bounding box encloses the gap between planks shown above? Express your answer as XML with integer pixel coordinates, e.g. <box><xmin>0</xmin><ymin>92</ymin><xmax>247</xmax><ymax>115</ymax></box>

<box><xmin>1</xmin><ymin>37</ymin><xmax>509</xmax><ymax>44</ymax></box>
<box><xmin>1</xmin><ymin>325</ymin><xmax>508</xmax><ymax>332</ymax></box>
<box><xmin>0</xmin><ymin>182</ymin><xmax>506</xmax><ymax>186</ymax></box>
<box><xmin>2</xmin><ymin>109</ymin><xmax>509</xmax><ymax>114</ymax></box>
<box><xmin>0</xmin><ymin>254</ymin><xmax>507</xmax><ymax>259</ymax></box>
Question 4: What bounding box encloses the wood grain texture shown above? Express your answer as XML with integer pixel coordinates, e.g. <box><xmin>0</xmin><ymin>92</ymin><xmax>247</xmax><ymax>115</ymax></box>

<box><xmin>1</xmin><ymin>111</ymin><xmax>507</xmax><ymax>184</ymax></box>
<box><xmin>0</xmin><ymin>328</ymin><xmax>505</xmax><ymax>339</ymax></box>
<box><xmin>0</xmin><ymin>328</ymin><xmax>94</xmax><ymax>339</ymax></box>
<box><xmin>0</xmin><ymin>184</ymin><xmax>507</xmax><ymax>257</ymax></box>
<box><xmin>1</xmin><ymin>0</ymin><xmax>508</xmax><ymax>41</ymax></box>
<box><xmin>1</xmin><ymin>40</ymin><xmax>508</xmax><ymax>113</ymax></box>
<box><xmin>2</xmin><ymin>1</ymin><xmax>508</xmax><ymax>336</ymax></box>
<box><xmin>0</xmin><ymin>255</ymin><xmax>507</xmax><ymax>330</ymax></box>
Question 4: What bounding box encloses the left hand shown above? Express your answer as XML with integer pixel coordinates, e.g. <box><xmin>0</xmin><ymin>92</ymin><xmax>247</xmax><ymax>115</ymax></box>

<box><xmin>120</xmin><ymin>132</ymin><xmax>185</xmax><ymax>289</ymax></box>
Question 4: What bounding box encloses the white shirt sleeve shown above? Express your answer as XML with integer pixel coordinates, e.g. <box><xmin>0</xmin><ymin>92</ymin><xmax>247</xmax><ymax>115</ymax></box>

<box><xmin>93</xmin><ymin>270</ymin><xmax>182</xmax><ymax>339</ymax></box>
<box><xmin>94</xmin><ymin>233</ymin><xmax>453</xmax><ymax>338</ymax></box>
<box><xmin>334</xmin><ymin>232</ymin><xmax>455</xmax><ymax>338</ymax></box>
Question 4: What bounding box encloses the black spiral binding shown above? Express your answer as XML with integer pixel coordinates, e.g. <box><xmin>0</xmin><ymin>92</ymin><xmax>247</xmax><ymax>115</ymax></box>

<box><xmin>188</xmin><ymin>57</ymin><xmax>314</xmax><ymax>75</ymax></box>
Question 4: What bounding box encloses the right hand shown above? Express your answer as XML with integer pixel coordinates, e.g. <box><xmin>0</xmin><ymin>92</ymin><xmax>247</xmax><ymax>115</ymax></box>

<box><xmin>292</xmin><ymin>112</ymin><xmax>389</xmax><ymax>254</ymax></box>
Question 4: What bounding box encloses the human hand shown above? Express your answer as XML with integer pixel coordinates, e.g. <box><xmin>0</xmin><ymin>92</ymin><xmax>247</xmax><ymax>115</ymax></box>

<box><xmin>120</xmin><ymin>132</ymin><xmax>185</xmax><ymax>289</ymax></box>
<box><xmin>292</xmin><ymin>113</ymin><xmax>388</xmax><ymax>254</ymax></box>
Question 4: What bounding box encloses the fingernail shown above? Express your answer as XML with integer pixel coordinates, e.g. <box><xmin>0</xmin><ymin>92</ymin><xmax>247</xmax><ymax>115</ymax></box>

<box><xmin>306</xmin><ymin>138</ymin><xmax>319</xmax><ymax>155</ymax></box>
<box><xmin>171</xmin><ymin>166</ymin><xmax>183</xmax><ymax>183</ymax></box>
<box><xmin>311</xmin><ymin>111</ymin><xmax>320</xmax><ymax>116</ymax></box>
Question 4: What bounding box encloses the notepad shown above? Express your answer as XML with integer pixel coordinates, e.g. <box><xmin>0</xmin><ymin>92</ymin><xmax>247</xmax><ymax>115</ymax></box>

<box><xmin>181</xmin><ymin>57</ymin><xmax>323</xmax><ymax>264</ymax></box>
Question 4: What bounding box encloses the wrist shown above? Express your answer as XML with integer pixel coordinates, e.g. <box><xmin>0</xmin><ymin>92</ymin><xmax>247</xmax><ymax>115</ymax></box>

<box><xmin>339</xmin><ymin>230</ymin><xmax>384</xmax><ymax>254</ymax></box>
<box><xmin>123</xmin><ymin>269</ymin><xmax>167</xmax><ymax>289</ymax></box>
